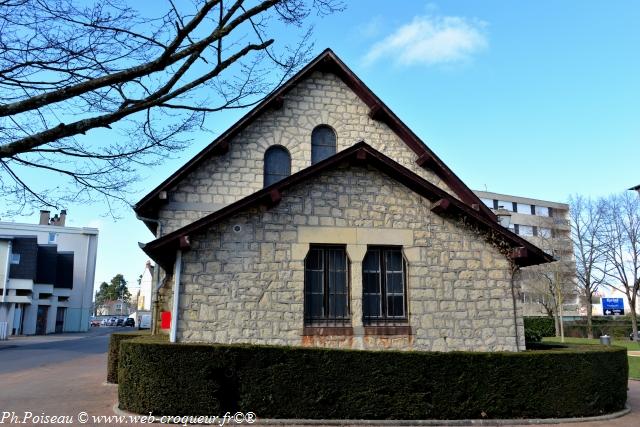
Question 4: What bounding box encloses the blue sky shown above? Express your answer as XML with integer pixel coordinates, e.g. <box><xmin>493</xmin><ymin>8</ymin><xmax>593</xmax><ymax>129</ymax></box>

<box><xmin>5</xmin><ymin>1</ymin><xmax>639</xmax><ymax>293</ymax></box>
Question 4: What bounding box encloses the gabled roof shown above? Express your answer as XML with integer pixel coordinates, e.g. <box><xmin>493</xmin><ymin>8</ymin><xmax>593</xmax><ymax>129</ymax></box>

<box><xmin>142</xmin><ymin>142</ymin><xmax>553</xmax><ymax>271</ymax></box>
<box><xmin>133</xmin><ymin>48</ymin><xmax>496</xmax><ymax>230</ymax></box>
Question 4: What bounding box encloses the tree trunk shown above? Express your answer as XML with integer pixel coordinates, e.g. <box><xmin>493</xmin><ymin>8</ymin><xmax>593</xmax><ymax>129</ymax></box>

<box><xmin>586</xmin><ymin>294</ymin><xmax>594</xmax><ymax>339</ymax></box>
<box><xmin>554</xmin><ymin>310</ymin><xmax>560</xmax><ymax>337</ymax></box>
<box><xmin>631</xmin><ymin>296</ymin><xmax>638</xmax><ymax>342</ymax></box>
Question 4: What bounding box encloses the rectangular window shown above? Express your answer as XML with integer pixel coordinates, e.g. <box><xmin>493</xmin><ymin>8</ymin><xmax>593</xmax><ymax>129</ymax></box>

<box><xmin>519</xmin><ymin>225</ymin><xmax>534</xmax><ymax>236</ymax></box>
<box><xmin>539</xmin><ymin>227</ymin><xmax>553</xmax><ymax>238</ymax></box>
<box><xmin>512</xmin><ymin>202</ymin><xmax>518</xmax><ymax>212</ymax></box>
<box><xmin>479</xmin><ymin>198</ymin><xmax>493</xmax><ymax>209</ymax></box>
<box><xmin>517</xmin><ymin>203</ymin><xmax>532</xmax><ymax>214</ymax></box>
<box><xmin>535</xmin><ymin>206</ymin><xmax>550</xmax><ymax>216</ymax></box>
<box><xmin>363</xmin><ymin>247</ymin><xmax>407</xmax><ymax>324</ymax></box>
<box><xmin>304</xmin><ymin>246</ymin><xmax>349</xmax><ymax>325</ymax></box>
<box><xmin>48</xmin><ymin>232</ymin><xmax>57</xmax><ymax>243</ymax></box>
<box><xmin>530</xmin><ymin>205</ymin><xmax>536</xmax><ymax>215</ymax></box>
<box><xmin>10</xmin><ymin>253</ymin><xmax>20</xmax><ymax>264</ymax></box>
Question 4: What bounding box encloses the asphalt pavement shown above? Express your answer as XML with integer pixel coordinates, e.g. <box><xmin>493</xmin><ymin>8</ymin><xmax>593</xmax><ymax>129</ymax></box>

<box><xmin>1</xmin><ymin>328</ymin><xmax>639</xmax><ymax>426</ymax></box>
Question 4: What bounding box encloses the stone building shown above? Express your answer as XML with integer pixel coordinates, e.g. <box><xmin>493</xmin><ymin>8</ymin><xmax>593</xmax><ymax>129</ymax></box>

<box><xmin>135</xmin><ymin>49</ymin><xmax>552</xmax><ymax>352</ymax></box>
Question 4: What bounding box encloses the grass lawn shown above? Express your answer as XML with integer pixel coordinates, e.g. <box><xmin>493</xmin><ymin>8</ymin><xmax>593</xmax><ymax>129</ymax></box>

<box><xmin>542</xmin><ymin>336</ymin><xmax>640</xmax><ymax>350</ymax></box>
<box><xmin>542</xmin><ymin>337</ymin><xmax>640</xmax><ymax>380</ymax></box>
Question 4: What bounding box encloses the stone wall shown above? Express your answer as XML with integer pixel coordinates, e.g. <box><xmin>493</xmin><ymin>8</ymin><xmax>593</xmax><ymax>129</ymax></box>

<box><xmin>174</xmin><ymin>164</ymin><xmax>525</xmax><ymax>352</ymax></box>
<box><xmin>157</xmin><ymin>71</ymin><xmax>455</xmax><ymax>235</ymax></box>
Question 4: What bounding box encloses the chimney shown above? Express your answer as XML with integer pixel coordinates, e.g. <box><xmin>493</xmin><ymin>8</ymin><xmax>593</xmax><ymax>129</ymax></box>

<box><xmin>59</xmin><ymin>210</ymin><xmax>66</xmax><ymax>226</ymax></box>
<box><xmin>39</xmin><ymin>210</ymin><xmax>50</xmax><ymax>225</ymax></box>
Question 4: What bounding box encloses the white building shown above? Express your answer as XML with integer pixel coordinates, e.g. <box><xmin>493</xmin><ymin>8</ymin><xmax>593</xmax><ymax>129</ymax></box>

<box><xmin>0</xmin><ymin>211</ymin><xmax>98</xmax><ymax>336</ymax></box>
<box><xmin>474</xmin><ymin>191</ymin><xmax>579</xmax><ymax>316</ymax></box>
<box><xmin>136</xmin><ymin>261</ymin><xmax>153</xmax><ymax>312</ymax></box>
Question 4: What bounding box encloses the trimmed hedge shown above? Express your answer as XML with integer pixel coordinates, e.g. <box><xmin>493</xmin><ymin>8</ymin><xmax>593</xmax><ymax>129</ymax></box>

<box><xmin>118</xmin><ymin>340</ymin><xmax>628</xmax><ymax>420</ymax></box>
<box><xmin>107</xmin><ymin>331</ymin><xmax>153</xmax><ymax>383</ymax></box>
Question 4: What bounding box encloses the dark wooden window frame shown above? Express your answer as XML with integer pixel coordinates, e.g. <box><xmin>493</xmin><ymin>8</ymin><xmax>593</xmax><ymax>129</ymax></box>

<box><xmin>303</xmin><ymin>244</ymin><xmax>351</xmax><ymax>328</ymax></box>
<box><xmin>263</xmin><ymin>145</ymin><xmax>291</xmax><ymax>187</ymax></box>
<box><xmin>311</xmin><ymin>125</ymin><xmax>337</xmax><ymax>165</ymax></box>
<box><xmin>362</xmin><ymin>246</ymin><xmax>408</xmax><ymax>326</ymax></box>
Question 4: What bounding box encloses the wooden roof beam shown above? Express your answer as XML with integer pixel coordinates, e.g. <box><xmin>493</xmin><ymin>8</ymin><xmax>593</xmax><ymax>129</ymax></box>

<box><xmin>430</xmin><ymin>198</ymin><xmax>451</xmax><ymax>215</ymax></box>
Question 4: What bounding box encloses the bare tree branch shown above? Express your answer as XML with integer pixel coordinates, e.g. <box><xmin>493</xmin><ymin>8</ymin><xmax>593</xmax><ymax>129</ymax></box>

<box><xmin>0</xmin><ymin>0</ymin><xmax>345</xmax><ymax>215</ymax></box>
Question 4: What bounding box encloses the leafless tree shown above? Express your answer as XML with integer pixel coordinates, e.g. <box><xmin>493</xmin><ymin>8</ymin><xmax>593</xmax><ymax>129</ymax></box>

<box><xmin>521</xmin><ymin>228</ymin><xmax>576</xmax><ymax>339</ymax></box>
<box><xmin>0</xmin><ymin>0</ymin><xmax>343</xmax><ymax>216</ymax></box>
<box><xmin>600</xmin><ymin>192</ymin><xmax>640</xmax><ymax>340</ymax></box>
<box><xmin>569</xmin><ymin>194</ymin><xmax>607</xmax><ymax>338</ymax></box>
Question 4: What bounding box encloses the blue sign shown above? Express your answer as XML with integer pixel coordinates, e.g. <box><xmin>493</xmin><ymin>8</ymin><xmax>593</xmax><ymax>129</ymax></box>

<box><xmin>603</xmin><ymin>298</ymin><xmax>624</xmax><ymax>315</ymax></box>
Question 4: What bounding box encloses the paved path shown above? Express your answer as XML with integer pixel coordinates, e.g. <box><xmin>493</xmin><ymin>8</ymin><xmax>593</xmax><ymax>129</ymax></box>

<box><xmin>0</xmin><ymin>327</ymin><xmax>120</xmax><ymax>424</ymax></box>
<box><xmin>1</xmin><ymin>330</ymin><xmax>640</xmax><ymax>426</ymax></box>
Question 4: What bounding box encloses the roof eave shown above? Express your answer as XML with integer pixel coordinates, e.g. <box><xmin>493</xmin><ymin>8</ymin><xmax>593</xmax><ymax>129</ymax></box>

<box><xmin>143</xmin><ymin>142</ymin><xmax>550</xmax><ymax>270</ymax></box>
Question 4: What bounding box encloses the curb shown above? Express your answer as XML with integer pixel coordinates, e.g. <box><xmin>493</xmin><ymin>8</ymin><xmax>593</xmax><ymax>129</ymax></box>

<box><xmin>113</xmin><ymin>403</ymin><xmax>631</xmax><ymax>426</ymax></box>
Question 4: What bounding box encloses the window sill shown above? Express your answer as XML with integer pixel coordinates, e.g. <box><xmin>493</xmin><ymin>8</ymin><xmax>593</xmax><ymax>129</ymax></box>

<box><xmin>364</xmin><ymin>325</ymin><xmax>413</xmax><ymax>336</ymax></box>
<box><xmin>303</xmin><ymin>326</ymin><xmax>354</xmax><ymax>336</ymax></box>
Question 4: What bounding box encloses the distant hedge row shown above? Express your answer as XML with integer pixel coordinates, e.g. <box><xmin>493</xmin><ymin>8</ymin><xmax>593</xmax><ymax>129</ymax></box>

<box><xmin>524</xmin><ymin>316</ymin><xmax>638</xmax><ymax>340</ymax></box>
<box><xmin>116</xmin><ymin>339</ymin><xmax>627</xmax><ymax>420</ymax></box>
<box><xmin>524</xmin><ymin>317</ymin><xmax>556</xmax><ymax>343</ymax></box>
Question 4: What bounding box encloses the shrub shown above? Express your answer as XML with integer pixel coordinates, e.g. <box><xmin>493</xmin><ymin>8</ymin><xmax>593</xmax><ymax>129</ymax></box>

<box><xmin>524</xmin><ymin>317</ymin><xmax>555</xmax><ymax>343</ymax></box>
<box><xmin>107</xmin><ymin>330</ymin><xmax>153</xmax><ymax>383</ymax></box>
<box><xmin>118</xmin><ymin>340</ymin><xmax>627</xmax><ymax>420</ymax></box>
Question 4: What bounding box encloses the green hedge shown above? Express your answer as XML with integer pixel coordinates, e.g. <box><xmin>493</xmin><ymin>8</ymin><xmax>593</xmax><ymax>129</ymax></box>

<box><xmin>107</xmin><ymin>331</ymin><xmax>153</xmax><ymax>383</ymax></box>
<box><xmin>118</xmin><ymin>340</ymin><xmax>628</xmax><ymax>420</ymax></box>
<box><xmin>524</xmin><ymin>317</ymin><xmax>556</xmax><ymax>343</ymax></box>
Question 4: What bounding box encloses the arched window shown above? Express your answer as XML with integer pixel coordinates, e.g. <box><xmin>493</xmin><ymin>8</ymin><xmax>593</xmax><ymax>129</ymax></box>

<box><xmin>263</xmin><ymin>145</ymin><xmax>291</xmax><ymax>187</ymax></box>
<box><xmin>311</xmin><ymin>125</ymin><xmax>336</xmax><ymax>165</ymax></box>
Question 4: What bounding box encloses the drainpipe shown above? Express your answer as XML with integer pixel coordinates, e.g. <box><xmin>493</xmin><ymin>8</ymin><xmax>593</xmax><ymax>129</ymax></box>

<box><xmin>135</xmin><ymin>214</ymin><xmax>163</xmax><ymax>334</ymax></box>
<box><xmin>510</xmin><ymin>264</ymin><xmax>521</xmax><ymax>352</ymax></box>
<box><xmin>2</xmin><ymin>241</ymin><xmax>12</xmax><ymax>303</ymax></box>
<box><xmin>169</xmin><ymin>250</ymin><xmax>182</xmax><ymax>343</ymax></box>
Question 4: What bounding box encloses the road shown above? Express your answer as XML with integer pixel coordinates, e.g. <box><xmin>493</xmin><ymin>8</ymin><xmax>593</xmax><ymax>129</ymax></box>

<box><xmin>1</xmin><ymin>328</ymin><xmax>639</xmax><ymax>426</ymax></box>
<box><xmin>0</xmin><ymin>327</ymin><xmax>119</xmax><ymax>422</ymax></box>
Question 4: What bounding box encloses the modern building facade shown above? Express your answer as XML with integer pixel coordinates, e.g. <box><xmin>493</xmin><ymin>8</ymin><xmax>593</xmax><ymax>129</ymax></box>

<box><xmin>474</xmin><ymin>191</ymin><xmax>579</xmax><ymax>316</ymax></box>
<box><xmin>0</xmin><ymin>212</ymin><xmax>98</xmax><ymax>336</ymax></box>
<box><xmin>135</xmin><ymin>49</ymin><xmax>552</xmax><ymax>352</ymax></box>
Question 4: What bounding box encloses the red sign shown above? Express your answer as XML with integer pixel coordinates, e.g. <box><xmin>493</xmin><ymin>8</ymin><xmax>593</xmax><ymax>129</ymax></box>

<box><xmin>160</xmin><ymin>311</ymin><xmax>171</xmax><ymax>329</ymax></box>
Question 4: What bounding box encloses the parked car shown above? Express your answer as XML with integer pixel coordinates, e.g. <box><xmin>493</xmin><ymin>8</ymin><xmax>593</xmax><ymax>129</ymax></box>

<box><xmin>138</xmin><ymin>314</ymin><xmax>151</xmax><ymax>330</ymax></box>
<box><xmin>101</xmin><ymin>318</ymin><xmax>109</xmax><ymax>326</ymax></box>
<box><xmin>116</xmin><ymin>318</ymin><xmax>124</xmax><ymax>326</ymax></box>
<box><xmin>630</xmin><ymin>331</ymin><xmax>640</xmax><ymax>341</ymax></box>
<box><xmin>123</xmin><ymin>318</ymin><xmax>135</xmax><ymax>327</ymax></box>
<box><xmin>107</xmin><ymin>317</ymin><xmax>117</xmax><ymax>326</ymax></box>
<box><xmin>90</xmin><ymin>318</ymin><xmax>101</xmax><ymax>327</ymax></box>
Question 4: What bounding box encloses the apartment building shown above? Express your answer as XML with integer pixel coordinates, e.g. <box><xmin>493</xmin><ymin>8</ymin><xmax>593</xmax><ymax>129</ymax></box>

<box><xmin>474</xmin><ymin>191</ymin><xmax>579</xmax><ymax>316</ymax></box>
<box><xmin>0</xmin><ymin>211</ymin><xmax>98</xmax><ymax>336</ymax></box>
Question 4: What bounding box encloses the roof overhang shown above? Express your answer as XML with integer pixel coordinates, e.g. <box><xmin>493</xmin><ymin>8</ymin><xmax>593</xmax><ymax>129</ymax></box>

<box><xmin>133</xmin><ymin>48</ymin><xmax>496</xmax><ymax>233</ymax></box>
<box><xmin>142</xmin><ymin>142</ymin><xmax>552</xmax><ymax>271</ymax></box>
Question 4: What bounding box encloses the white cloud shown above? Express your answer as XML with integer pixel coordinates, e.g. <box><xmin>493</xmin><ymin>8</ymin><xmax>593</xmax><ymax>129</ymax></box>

<box><xmin>363</xmin><ymin>14</ymin><xmax>488</xmax><ymax>67</ymax></box>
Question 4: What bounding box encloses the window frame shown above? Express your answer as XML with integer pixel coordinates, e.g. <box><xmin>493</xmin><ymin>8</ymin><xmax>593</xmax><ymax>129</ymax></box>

<box><xmin>362</xmin><ymin>246</ymin><xmax>408</xmax><ymax>325</ymax></box>
<box><xmin>311</xmin><ymin>125</ymin><xmax>337</xmax><ymax>165</ymax></box>
<box><xmin>303</xmin><ymin>244</ymin><xmax>351</xmax><ymax>326</ymax></box>
<box><xmin>263</xmin><ymin>145</ymin><xmax>291</xmax><ymax>187</ymax></box>
<box><xmin>10</xmin><ymin>253</ymin><xmax>20</xmax><ymax>265</ymax></box>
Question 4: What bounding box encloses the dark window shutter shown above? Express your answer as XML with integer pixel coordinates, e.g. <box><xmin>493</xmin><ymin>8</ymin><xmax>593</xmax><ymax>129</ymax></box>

<box><xmin>311</xmin><ymin>125</ymin><xmax>336</xmax><ymax>164</ymax></box>
<box><xmin>263</xmin><ymin>146</ymin><xmax>291</xmax><ymax>187</ymax></box>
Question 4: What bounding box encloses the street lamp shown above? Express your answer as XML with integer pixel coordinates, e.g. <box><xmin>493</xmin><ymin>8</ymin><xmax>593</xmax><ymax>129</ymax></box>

<box><xmin>495</xmin><ymin>206</ymin><xmax>512</xmax><ymax>228</ymax></box>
